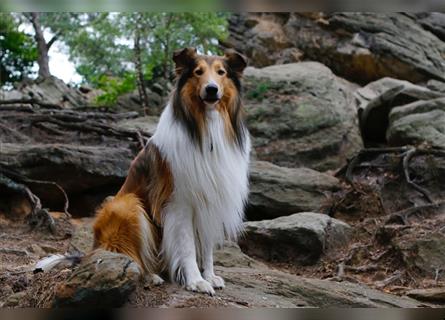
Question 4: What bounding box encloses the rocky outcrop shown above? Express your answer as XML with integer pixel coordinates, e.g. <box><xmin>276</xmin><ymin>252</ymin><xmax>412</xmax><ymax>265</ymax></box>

<box><xmin>114</xmin><ymin>89</ymin><xmax>164</xmax><ymax>116</ymax></box>
<box><xmin>226</xmin><ymin>13</ymin><xmax>445</xmax><ymax>84</ymax></box>
<box><xmin>247</xmin><ymin>161</ymin><xmax>340</xmax><ymax>220</ymax></box>
<box><xmin>53</xmin><ymin>249</ymin><xmax>141</xmax><ymax>307</ymax></box>
<box><xmin>407</xmin><ymin>287</ymin><xmax>445</xmax><ymax>304</ymax></box>
<box><xmin>355</xmin><ymin>77</ymin><xmax>445</xmax><ymax>146</ymax></box>
<box><xmin>1</xmin><ymin>77</ymin><xmax>88</xmax><ymax>108</ymax></box>
<box><xmin>0</xmin><ymin>105</ymin><xmax>148</xmax><ymax>218</ymax></box>
<box><xmin>116</xmin><ymin>116</ymin><xmax>159</xmax><ymax>136</ymax></box>
<box><xmin>244</xmin><ymin>62</ymin><xmax>362</xmax><ymax>171</ymax></box>
<box><xmin>239</xmin><ymin>212</ymin><xmax>351</xmax><ymax>265</ymax></box>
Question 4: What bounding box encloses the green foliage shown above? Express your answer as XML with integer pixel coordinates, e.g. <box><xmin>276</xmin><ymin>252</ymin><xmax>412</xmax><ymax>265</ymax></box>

<box><xmin>93</xmin><ymin>72</ymin><xmax>137</xmax><ymax>106</ymax></box>
<box><xmin>0</xmin><ymin>12</ymin><xmax>230</xmax><ymax>103</ymax></box>
<box><xmin>45</xmin><ymin>12</ymin><xmax>229</xmax><ymax>85</ymax></box>
<box><xmin>0</xmin><ymin>13</ymin><xmax>37</xmax><ymax>86</ymax></box>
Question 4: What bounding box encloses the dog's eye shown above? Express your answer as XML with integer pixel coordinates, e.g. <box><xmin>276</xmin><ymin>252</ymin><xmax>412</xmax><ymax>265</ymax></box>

<box><xmin>217</xmin><ymin>69</ymin><xmax>226</xmax><ymax>76</ymax></box>
<box><xmin>195</xmin><ymin>69</ymin><xmax>203</xmax><ymax>76</ymax></box>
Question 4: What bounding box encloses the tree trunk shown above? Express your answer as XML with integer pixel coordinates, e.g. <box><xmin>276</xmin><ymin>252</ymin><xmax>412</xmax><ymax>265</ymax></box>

<box><xmin>29</xmin><ymin>12</ymin><xmax>51</xmax><ymax>79</ymax></box>
<box><xmin>133</xmin><ymin>27</ymin><xmax>149</xmax><ymax>114</ymax></box>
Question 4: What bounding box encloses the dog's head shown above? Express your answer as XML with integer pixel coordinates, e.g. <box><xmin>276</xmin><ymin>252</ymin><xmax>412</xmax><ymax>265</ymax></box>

<box><xmin>172</xmin><ymin>47</ymin><xmax>248</xmax><ymax>148</ymax></box>
<box><xmin>173</xmin><ymin>47</ymin><xmax>247</xmax><ymax>108</ymax></box>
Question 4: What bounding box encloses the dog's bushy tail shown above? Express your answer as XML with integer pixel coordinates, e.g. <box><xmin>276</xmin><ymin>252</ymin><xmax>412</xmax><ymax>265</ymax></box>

<box><xmin>92</xmin><ymin>193</ymin><xmax>159</xmax><ymax>274</ymax></box>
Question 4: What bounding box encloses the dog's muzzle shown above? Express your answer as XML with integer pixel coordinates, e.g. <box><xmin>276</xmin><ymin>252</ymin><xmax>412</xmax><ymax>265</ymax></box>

<box><xmin>202</xmin><ymin>84</ymin><xmax>220</xmax><ymax>103</ymax></box>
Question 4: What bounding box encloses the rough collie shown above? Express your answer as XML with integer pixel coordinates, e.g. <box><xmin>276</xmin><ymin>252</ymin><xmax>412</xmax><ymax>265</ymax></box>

<box><xmin>92</xmin><ymin>47</ymin><xmax>250</xmax><ymax>295</ymax></box>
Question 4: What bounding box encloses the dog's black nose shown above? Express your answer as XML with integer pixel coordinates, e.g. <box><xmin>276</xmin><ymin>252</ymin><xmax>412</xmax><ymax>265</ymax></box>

<box><xmin>205</xmin><ymin>84</ymin><xmax>218</xmax><ymax>96</ymax></box>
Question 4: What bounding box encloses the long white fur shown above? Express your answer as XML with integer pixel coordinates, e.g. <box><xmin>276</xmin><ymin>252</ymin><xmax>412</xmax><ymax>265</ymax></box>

<box><xmin>152</xmin><ymin>102</ymin><xmax>250</xmax><ymax>293</ymax></box>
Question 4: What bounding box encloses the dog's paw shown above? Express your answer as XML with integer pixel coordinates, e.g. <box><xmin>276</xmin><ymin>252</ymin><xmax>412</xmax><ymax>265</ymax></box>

<box><xmin>151</xmin><ymin>274</ymin><xmax>165</xmax><ymax>286</ymax></box>
<box><xmin>186</xmin><ymin>279</ymin><xmax>215</xmax><ymax>296</ymax></box>
<box><xmin>143</xmin><ymin>274</ymin><xmax>165</xmax><ymax>287</ymax></box>
<box><xmin>203</xmin><ymin>274</ymin><xmax>225</xmax><ymax>289</ymax></box>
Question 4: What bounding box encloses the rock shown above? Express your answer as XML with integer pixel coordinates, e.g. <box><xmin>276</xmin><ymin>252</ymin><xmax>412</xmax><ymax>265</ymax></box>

<box><xmin>244</xmin><ymin>62</ymin><xmax>362</xmax><ymax>171</ymax></box>
<box><xmin>214</xmin><ymin>242</ymin><xmax>264</xmax><ymax>269</ymax></box>
<box><xmin>225</xmin><ymin>13</ymin><xmax>301</xmax><ymax>66</ymax></box>
<box><xmin>227</xmin><ymin>13</ymin><xmax>445</xmax><ymax>84</ymax></box>
<box><xmin>53</xmin><ymin>249</ymin><xmax>141</xmax><ymax>307</ymax></box>
<box><xmin>427</xmin><ymin>79</ymin><xmax>445</xmax><ymax>93</ymax></box>
<box><xmin>2</xmin><ymin>291</ymin><xmax>27</xmax><ymax>307</ymax></box>
<box><xmin>127</xmin><ymin>243</ymin><xmax>427</xmax><ymax>307</ymax></box>
<box><xmin>27</xmin><ymin>244</ymin><xmax>46</xmax><ymax>257</ymax></box>
<box><xmin>70</xmin><ymin>217</ymin><xmax>95</xmax><ymax>254</ymax></box>
<box><xmin>387</xmin><ymin>98</ymin><xmax>445</xmax><ymax>148</ymax></box>
<box><xmin>0</xmin><ymin>143</ymin><xmax>132</xmax><ymax>217</ymax></box>
<box><xmin>114</xmin><ymin>89</ymin><xmax>164</xmax><ymax>116</ymax></box>
<box><xmin>355</xmin><ymin>77</ymin><xmax>444</xmax><ymax>146</ymax></box>
<box><xmin>394</xmin><ymin>233</ymin><xmax>445</xmax><ymax>275</ymax></box>
<box><xmin>2</xmin><ymin>77</ymin><xmax>88</xmax><ymax>108</ymax></box>
<box><xmin>247</xmin><ymin>161</ymin><xmax>340</xmax><ymax>219</ymax></box>
<box><xmin>407</xmin><ymin>287</ymin><xmax>445</xmax><ymax>303</ymax></box>
<box><xmin>239</xmin><ymin>212</ymin><xmax>351</xmax><ymax>265</ymax></box>
<box><xmin>116</xmin><ymin>116</ymin><xmax>159</xmax><ymax>136</ymax></box>
<box><xmin>416</xmin><ymin>12</ymin><xmax>445</xmax><ymax>41</ymax></box>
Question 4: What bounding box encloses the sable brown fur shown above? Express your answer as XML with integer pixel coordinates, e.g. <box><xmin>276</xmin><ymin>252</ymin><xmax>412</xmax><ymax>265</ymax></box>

<box><xmin>93</xmin><ymin>142</ymin><xmax>173</xmax><ymax>274</ymax></box>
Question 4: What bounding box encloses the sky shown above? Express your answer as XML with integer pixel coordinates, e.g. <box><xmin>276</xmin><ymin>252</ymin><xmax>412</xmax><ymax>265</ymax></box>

<box><xmin>19</xmin><ymin>23</ymin><xmax>83</xmax><ymax>85</ymax></box>
<box><xmin>47</xmin><ymin>44</ymin><xmax>83</xmax><ymax>84</ymax></box>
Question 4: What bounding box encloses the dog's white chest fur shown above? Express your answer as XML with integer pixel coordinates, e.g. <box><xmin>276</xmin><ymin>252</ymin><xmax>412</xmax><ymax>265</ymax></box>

<box><xmin>152</xmin><ymin>103</ymin><xmax>250</xmax><ymax>246</ymax></box>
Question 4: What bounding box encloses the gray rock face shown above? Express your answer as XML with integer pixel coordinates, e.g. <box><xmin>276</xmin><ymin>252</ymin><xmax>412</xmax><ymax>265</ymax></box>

<box><xmin>407</xmin><ymin>287</ymin><xmax>445</xmax><ymax>303</ymax></box>
<box><xmin>387</xmin><ymin>98</ymin><xmax>445</xmax><ymax>148</ymax></box>
<box><xmin>244</xmin><ymin>62</ymin><xmax>362</xmax><ymax>171</ymax></box>
<box><xmin>114</xmin><ymin>89</ymin><xmax>164</xmax><ymax>116</ymax></box>
<box><xmin>355</xmin><ymin>77</ymin><xmax>445</xmax><ymax>146</ymax></box>
<box><xmin>227</xmin><ymin>13</ymin><xmax>445</xmax><ymax>84</ymax></box>
<box><xmin>1</xmin><ymin>77</ymin><xmax>88</xmax><ymax>108</ymax></box>
<box><xmin>247</xmin><ymin>161</ymin><xmax>340</xmax><ymax>219</ymax></box>
<box><xmin>126</xmin><ymin>243</ymin><xmax>426</xmax><ymax>307</ymax></box>
<box><xmin>116</xmin><ymin>116</ymin><xmax>159</xmax><ymax>136</ymax></box>
<box><xmin>53</xmin><ymin>249</ymin><xmax>141</xmax><ymax>307</ymax></box>
<box><xmin>240</xmin><ymin>212</ymin><xmax>351</xmax><ymax>265</ymax></box>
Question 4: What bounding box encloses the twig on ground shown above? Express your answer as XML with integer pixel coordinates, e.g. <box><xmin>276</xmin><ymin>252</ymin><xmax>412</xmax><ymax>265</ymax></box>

<box><xmin>344</xmin><ymin>264</ymin><xmax>380</xmax><ymax>273</ymax></box>
<box><xmin>0</xmin><ymin>248</ymin><xmax>29</xmax><ymax>256</ymax></box>
<box><xmin>434</xmin><ymin>269</ymin><xmax>442</xmax><ymax>284</ymax></box>
<box><xmin>385</xmin><ymin>200</ymin><xmax>445</xmax><ymax>224</ymax></box>
<box><xmin>375</xmin><ymin>271</ymin><xmax>403</xmax><ymax>289</ymax></box>
<box><xmin>402</xmin><ymin>148</ymin><xmax>434</xmax><ymax>203</ymax></box>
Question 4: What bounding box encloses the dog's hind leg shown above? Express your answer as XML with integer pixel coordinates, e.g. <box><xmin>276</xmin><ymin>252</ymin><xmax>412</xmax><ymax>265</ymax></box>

<box><xmin>162</xmin><ymin>202</ymin><xmax>215</xmax><ymax>295</ymax></box>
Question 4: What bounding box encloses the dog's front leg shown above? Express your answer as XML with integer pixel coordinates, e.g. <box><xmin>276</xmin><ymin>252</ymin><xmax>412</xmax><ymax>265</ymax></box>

<box><xmin>162</xmin><ymin>203</ymin><xmax>215</xmax><ymax>295</ymax></box>
<box><xmin>202</xmin><ymin>243</ymin><xmax>225</xmax><ymax>289</ymax></box>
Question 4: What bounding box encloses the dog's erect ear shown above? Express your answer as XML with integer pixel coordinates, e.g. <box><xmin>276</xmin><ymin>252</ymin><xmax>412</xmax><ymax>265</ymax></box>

<box><xmin>224</xmin><ymin>49</ymin><xmax>247</xmax><ymax>76</ymax></box>
<box><xmin>173</xmin><ymin>47</ymin><xmax>197</xmax><ymax>74</ymax></box>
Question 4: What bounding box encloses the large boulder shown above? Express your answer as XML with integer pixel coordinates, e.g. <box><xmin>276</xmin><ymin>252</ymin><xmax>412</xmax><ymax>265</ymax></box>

<box><xmin>355</xmin><ymin>77</ymin><xmax>445</xmax><ymax>146</ymax></box>
<box><xmin>239</xmin><ymin>212</ymin><xmax>351</xmax><ymax>265</ymax></box>
<box><xmin>53</xmin><ymin>249</ymin><xmax>141</xmax><ymax>307</ymax></box>
<box><xmin>247</xmin><ymin>161</ymin><xmax>340</xmax><ymax>220</ymax></box>
<box><xmin>387</xmin><ymin>98</ymin><xmax>445</xmax><ymax>148</ymax></box>
<box><xmin>244</xmin><ymin>62</ymin><xmax>362</xmax><ymax>171</ymax></box>
<box><xmin>226</xmin><ymin>13</ymin><xmax>445</xmax><ymax>84</ymax></box>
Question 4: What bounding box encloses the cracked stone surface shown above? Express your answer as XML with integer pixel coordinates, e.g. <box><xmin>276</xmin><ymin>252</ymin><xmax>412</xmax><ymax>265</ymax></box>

<box><xmin>239</xmin><ymin>212</ymin><xmax>352</xmax><ymax>265</ymax></box>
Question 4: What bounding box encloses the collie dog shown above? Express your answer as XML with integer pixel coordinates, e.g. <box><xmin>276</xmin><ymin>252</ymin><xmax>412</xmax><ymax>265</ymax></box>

<box><xmin>92</xmin><ymin>47</ymin><xmax>250</xmax><ymax>295</ymax></box>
